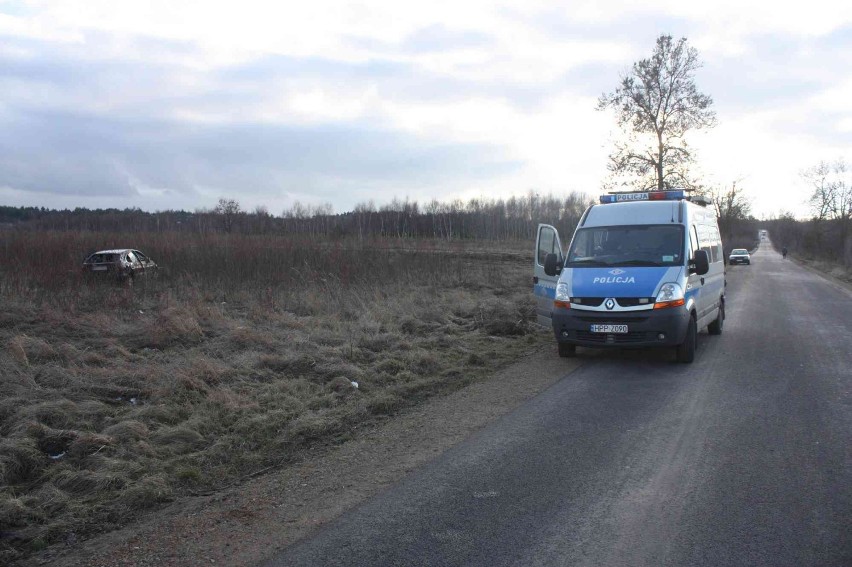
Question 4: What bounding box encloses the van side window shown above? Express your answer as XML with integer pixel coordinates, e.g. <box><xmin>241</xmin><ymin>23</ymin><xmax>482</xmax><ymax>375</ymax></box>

<box><xmin>537</xmin><ymin>226</ymin><xmax>558</xmax><ymax>266</ymax></box>
<box><xmin>696</xmin><ymin>224</ymin><xmax>713</xmax><ymax>259</ymax></box>
<box><xmin>710</xmin><ymin>226</ymin><xmax>721</xmax><ymax>263</ymax></box>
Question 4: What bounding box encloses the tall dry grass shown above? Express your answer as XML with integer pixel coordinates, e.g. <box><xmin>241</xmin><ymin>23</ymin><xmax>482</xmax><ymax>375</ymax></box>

<box><xmin>1</xmin><ymin>231</ymin><xmax>517</xmax><ymax>292</ymax></box>
<box><xmin>0</xmin><ymin>230</ymin><xmax>543</xmax><ymax>563</ymax></box>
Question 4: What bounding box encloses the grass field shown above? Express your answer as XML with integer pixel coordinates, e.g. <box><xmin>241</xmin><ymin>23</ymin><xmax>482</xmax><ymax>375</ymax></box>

<box><xmin>0</xmin><ymin>231</ymin><xmax>546</xmax><ymax>562</ymax></box>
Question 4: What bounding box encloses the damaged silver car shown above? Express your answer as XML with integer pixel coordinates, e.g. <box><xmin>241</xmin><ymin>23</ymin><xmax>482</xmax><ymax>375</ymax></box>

<box><xmin>82</xmin><ymin>249</ymin><xmax>158</xmax><ymax>281</ymax></box>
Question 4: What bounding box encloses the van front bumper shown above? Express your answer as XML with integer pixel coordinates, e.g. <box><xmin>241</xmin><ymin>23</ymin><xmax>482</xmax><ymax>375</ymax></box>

<box><xmin>552</xmin><ymin>306</ymin><xmax>690</xmax><ymax>348</ymax></box>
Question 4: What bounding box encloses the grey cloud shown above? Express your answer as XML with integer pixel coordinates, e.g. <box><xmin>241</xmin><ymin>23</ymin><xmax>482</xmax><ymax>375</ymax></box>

<box><xmin>346</xmin><ymin>24</ymin><xmax>494</xmax><ymax>55</ymax></box>
<box><xmin>217</xmin><ymin>53</ymin><xmax>410</xmax><ymax>84</ymax></box>
<box><xmin>398</xmin><ymin>24</ymin><xmax>494</xmax><ymax>53</ymax></box>
<box><xmin>525</xmin><ymin>9</ymin><xmax>696</xmax><ymax>45</ymax></box>
<box><xmin>4</xmin><ymin>17</ymin><xmax>847</xmax><ymax>211</ymax></box>
<box><xmin>817</xmin><ymin>24</ymin><xmax>852</xmax><ymax>49</ymax></box>
<box><xmin>0</xmin><ymin>109</ymin><xmax>520</xmax><ymax>204</ymax></box>
<box><xmin>0</xmin><ymin>30</ymin><xmax>601</xmax><ymax>123</ymax></box>
<box><xmin>217</xmin><ymin>52</ymin><xmax>590</xmax><ymax>111</ymax></box>
<box><xmin>702</xmin><ymin>32</ymin><xmax>847</xmax><ymax>115</ymax></box>
<box><xmin>0</xmin><ymin>32</ymin><xmax>522</xmax><ymax>208</ymax></box>
<box><xmin>0</xmin><ymin>112</ymin><xmax>137</xmax><ymax>196</ymax></box>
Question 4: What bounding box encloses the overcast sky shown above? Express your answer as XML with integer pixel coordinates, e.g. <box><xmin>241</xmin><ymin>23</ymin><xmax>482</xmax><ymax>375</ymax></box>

<box><xmin>1</xmin><ymin>1</ymin><xmax>850</xmax><ymax>218</ymax></box>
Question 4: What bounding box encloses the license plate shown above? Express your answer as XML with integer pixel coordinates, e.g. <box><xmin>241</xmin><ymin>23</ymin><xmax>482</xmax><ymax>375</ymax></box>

<box><xmin>92</xmin><ymin>266</ymin><xmax>107</xmax><ymax>271</ymax></box>
<box><xmin>590</xmin><ymin>324</ymin><xmax>628</xmax><ymax>334</ymax></box>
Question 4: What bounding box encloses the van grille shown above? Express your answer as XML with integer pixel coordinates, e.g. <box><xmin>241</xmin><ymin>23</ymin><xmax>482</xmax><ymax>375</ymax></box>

<box><xmin>570</xmin><ymin>298</ymin><xmax>654</xmax><ymax>308</ymax></box>
<box><xmin>575</xmin><ymin>331</ymin><xmax>648</xmax><ymax>343</ymax></box>
<box><xmin>575</xmin><ymin>316</ymin><xmax>649</xmax><ymax>323</ymax></box>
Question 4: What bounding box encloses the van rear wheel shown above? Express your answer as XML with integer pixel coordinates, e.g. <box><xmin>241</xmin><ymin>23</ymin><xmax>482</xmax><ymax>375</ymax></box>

<box><xmin>558</xmin><ymin>343</ymin><xmax>576</xmax><ymax>358</ymax></box>
<box><xmin>676</xmin><ymin>317</ymin><xmax>697</xmax><ymax>363</ymax></box>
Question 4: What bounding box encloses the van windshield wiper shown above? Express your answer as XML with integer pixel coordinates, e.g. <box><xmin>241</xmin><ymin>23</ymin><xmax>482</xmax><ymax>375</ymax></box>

<box><xmin>567</xmin><ymin>259</ymin><xmax>611</xmax><ymax>266</ymax></box>
<box><xmin>619</xmin><ymin>259</ymin><xmax>664</xmax><ymax>266</ymax></box>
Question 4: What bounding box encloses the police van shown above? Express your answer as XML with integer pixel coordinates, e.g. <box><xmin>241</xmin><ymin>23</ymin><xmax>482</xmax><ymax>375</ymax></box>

<box><xmin>533</xmin><ymin>190</ymin><xmax>725</xmax><ymax>363</ymax></box>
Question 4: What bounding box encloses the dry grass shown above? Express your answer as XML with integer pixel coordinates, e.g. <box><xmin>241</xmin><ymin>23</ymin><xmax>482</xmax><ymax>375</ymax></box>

<box><xmin>0</xmin><ymin>231</ymin><xmax>545</xmax><ymax>563</ymax></box>
<box><xmin>794</xmin><ymin>257</ymin><xmax>852</xmax><ymax>284</ymax></box>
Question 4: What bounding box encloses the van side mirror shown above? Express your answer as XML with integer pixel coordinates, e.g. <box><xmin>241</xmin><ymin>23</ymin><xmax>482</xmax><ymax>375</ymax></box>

<box><xmin>693</xmin><ymin>250</ymin><xmax>709</xmax><ymax>275</ymax></box>
<box><xmin>544</xmin><ymin>253</ymin><xmax>562</xmax><ymax>276</ymax></box>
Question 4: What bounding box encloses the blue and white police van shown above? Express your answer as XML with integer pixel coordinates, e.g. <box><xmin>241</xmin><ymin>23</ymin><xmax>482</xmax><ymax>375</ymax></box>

<box><xmin>533</xmin><ymin>190</ymin><xmax>725</xmax><ymax>363</ymax></box>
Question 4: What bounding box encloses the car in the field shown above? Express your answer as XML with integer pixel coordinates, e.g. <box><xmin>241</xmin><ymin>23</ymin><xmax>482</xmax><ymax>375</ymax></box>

<box><xmin>728</xmin><ymin>248</ymin><xmax>751</xmax><ymax>265</ymax></box>
<box><xmin>82</xmin><ymin>249</ymin><xmax>158</xmax><ymax>281</ymax></box>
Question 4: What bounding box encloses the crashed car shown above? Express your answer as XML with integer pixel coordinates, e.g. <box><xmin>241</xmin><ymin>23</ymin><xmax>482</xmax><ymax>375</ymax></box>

<box><xmin>82</xmin><ymin>249</ymin><xmax>158</xmax><ymax>281</ymax></box>
<box><xmin>728</xmin><ymin>248</ymin><xmax>751</xmax><ymax>265</ymax></box>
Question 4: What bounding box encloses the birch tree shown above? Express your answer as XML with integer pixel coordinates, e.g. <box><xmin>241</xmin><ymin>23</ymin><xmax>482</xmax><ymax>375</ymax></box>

<box><xmin>598</xmin><ymin>35</ymin><xmax>717</xmax><ymax>191</ymax></box>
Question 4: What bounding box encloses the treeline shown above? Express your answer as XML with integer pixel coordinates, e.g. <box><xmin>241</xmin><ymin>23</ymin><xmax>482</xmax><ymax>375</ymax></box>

<box><xmin>766</xmin><ymin>216</ymin><xmax>852</xmax><ymax>268</ymax></box>
<box><xmin>719</xmin><ymin>217</ymin><xmax>761</xmax><ymax>254</ymax></box>
<box><xmin>0</xmin><ymin>192</ymin><xmax>592</xmax><ymax>241</ymax></box>
<box><xmin>767</xmin><ymin>159</ymin><xmax>852</xmax><ymax>268</ymax></box>
<box><xmin>708</xmin><ymin>182</ymin><xmax>760</xmax><ymax>253</ymax></box>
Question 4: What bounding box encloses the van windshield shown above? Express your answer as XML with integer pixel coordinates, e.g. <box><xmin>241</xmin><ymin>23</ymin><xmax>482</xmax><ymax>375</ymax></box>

<box><xmin>567</xmin><ymin>225</ymin><xmax>684</xmax><ymax>267</ymax></box>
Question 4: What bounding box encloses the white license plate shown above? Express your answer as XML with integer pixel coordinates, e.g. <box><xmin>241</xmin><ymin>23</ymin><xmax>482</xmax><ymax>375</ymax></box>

<box><xmin>590</xmin><ymin>324</ymin><xmax>628</xmax><ymax>334</ymax></box>
<box><xmin>92</xmin><ymin>266</ymin><xmax>108</xmax><ymax>271</ymax></box>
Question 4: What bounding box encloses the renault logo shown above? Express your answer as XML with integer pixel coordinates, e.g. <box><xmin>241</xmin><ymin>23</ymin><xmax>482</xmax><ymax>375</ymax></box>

<box><xmin>605</xmin><ymin>298</ymin><xmax>615</xmax><ymax>310</ymax></box>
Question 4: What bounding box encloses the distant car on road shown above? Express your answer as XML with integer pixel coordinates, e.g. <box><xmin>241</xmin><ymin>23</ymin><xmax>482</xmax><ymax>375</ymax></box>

<box><xmin>728</xmin><ymin>249</ymin><xmax>751</xmax><ymax>265</ymax></box>
<box><xmin>82</xmin><ymin>249</ymin><xmax>158</xmax><ymax>281</ymax></box>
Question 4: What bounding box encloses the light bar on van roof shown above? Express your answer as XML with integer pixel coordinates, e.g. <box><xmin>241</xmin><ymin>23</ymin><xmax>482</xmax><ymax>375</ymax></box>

<box><xmin>599</xmin><ymin>190</ymin><xmax>686</xmax><ymax>204</ymax></box>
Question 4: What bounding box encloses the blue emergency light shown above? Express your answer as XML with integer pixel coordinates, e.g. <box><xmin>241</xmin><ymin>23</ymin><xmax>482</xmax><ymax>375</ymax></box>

<box><xmin>600</xmin><ymin>190</ymin><xmax>686</xmax><ymax>204</ymax></box>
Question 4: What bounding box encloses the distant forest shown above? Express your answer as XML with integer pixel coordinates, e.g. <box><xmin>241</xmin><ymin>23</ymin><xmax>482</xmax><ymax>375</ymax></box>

<box><xmin>0</xmin><ymin>192</ymin><xmax>593</xmax><ymax>241</ymax></box>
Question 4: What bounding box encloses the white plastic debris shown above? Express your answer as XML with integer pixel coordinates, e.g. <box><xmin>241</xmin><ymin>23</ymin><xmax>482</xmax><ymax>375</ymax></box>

<box><xmin>129</xmin><ymin>397</ymin><xmax>137</xmax><ymax>405</ymax></box>
<box><xmin>350</xmin><ymin>381</ymin><xmax>359</xmax><ymax>389</ymax></box>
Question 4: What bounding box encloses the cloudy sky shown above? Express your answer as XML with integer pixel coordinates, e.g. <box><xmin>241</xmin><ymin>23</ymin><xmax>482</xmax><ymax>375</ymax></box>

<box><xmin>1</xmin><ymin>0</ymin><xmax>850</xmax><ymax>218</ymax></box>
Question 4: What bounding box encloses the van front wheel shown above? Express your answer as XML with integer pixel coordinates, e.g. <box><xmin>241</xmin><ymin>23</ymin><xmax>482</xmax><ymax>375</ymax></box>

<box><xmin>558</xmin><ymin>343</ymin><xmax>576</xmax><ymax>358</ymax></box>
<box><xmin>676</xmin><ymin>317</ymin><xmax>697</xmax><ymax>363</ymax></box>
<box><xmin>708</xmin><ymin>302</ymin><xmax>724</xmax><ymax>335</ymax></box>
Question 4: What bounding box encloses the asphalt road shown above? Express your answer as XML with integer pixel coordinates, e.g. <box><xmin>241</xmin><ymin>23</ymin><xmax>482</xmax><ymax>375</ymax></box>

<box><xmin>265</xmin><ymin>241</ymin><xmax>852</xmax><ymax>567</ymax></box>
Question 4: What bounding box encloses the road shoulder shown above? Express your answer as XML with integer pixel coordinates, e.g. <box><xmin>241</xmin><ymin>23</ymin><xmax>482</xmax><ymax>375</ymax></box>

<box><xmin>37</xmin><ymin>339</ymin><xmax>579</xmax><ymax>567</ymax></box>
<box><xmin>789</xmin><ymin>257</ymin><xmax>852</xmax><ymax>297</ymax></box>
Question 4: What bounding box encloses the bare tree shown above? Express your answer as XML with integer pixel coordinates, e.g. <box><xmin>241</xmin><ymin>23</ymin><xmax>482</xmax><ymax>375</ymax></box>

<box><xmin>804</xmin><ymin>160</ymin><xmax>851</xmax><ymax>222</ymax></box>
<box><xmin>353</xmin><ymin>200</ymin><xmax>375</xmax><ymax>242</ymax></box>
<box><xmin>803</xmin><ymin>159</ymin><xmax>852</xmax><ymax>258</ymax></box>
<box><xmin>214</xmin><ymin>198</ymin><xmax>241</xmax><ymax>233</ymax></box>
<box><xmin>709</xmin><ymin>180</ymin><xmax>751</xmax><ymax>244</ymax></box>
<box><xmin>598</xmin><ymin>35</ymin><xmax>717</xmax><ymax>191</ymax></box>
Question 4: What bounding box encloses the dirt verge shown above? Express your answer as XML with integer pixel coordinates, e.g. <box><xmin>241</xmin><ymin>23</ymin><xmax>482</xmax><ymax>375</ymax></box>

<box><xmin>787</xmin><ymin>256</ymin><xmax>852</xmax><ymax>295</ymax></box>
<box><xmin>32</xmin><ymin>339</ymin><xmax>579</xmax><ymax>567</ymax></box>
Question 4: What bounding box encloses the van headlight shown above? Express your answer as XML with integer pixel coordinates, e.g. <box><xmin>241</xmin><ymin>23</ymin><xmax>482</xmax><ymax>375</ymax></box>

<box><xmin>554</xmin><ymin>282</ymin><xmax>571</xmax><ymax>309</ymax></box>
<box><xmin>654</xmin><ymin>283</ymin><xmax>685</xmax><ymax>309</ymax></box>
